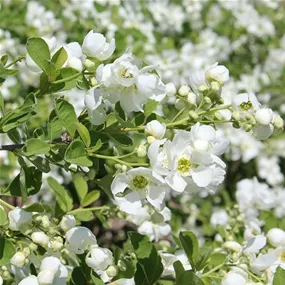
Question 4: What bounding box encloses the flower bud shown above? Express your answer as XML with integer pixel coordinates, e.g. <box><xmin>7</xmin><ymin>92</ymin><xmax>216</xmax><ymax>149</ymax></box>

<box><xmin>137</xmin><ymin>144</ymin><xmax>147</xmax><ymax>158</ymax></box>
<box><xmin>60</xmin><ymin>215</ymin><xmax>76</xmax><ymax>232</ymax></box>
<box><xmin>189</xmin><ymin>110</ymin><xmax>198</xmax><ymax>120</ymax></box>
<box><xmin>204</xmin><ymin>97</ymin><xmax>212</xmax><ymax>105</ymax></box>
<box><xmin>145</xmin><ymin>120</ymin><xmax>166</xmax><ymax>139</ymax></box>
<box><xmin>90</xmin><ymin>77</ymin><xmax>98</xmax><ymax>87</ymax></box>
<box><xmin>121</xmin><ymin>165</ymin><xmax>128</xmax><ymax>172</ymax></box>
<box><xmin>232</xmin><ymin>111</ymin><xmax>240</xmax><ymax>121</ymax></box>
<box><xmin>267</xmin><ymin>228</ymin><xmax>285</xmax><ymax>248</ymax></box>
<box><xmin>106</xmin><ymin>265</ymin><xmax>118</xmax><ymax>277</ymax></box>
<box><xmin>187</xmin><ymin>92</ymin><xmax>196</xmax><ymax>105</ymax></box>
<box><xmin>273</xmin><ymin>115</ymin><xmax>284</xmax><ymax>129</ymax></box>
<box><xmin>206</xmin><ymin>64</ymin><xmax>229</xmax><ymax>86</ymax></box>
<box><xmin>10</xmin><ymin>252</ymin><xmax>26</xmax><ymax>268</ymax></box>
<box><xmin>0</xmin><ymin>276</ymin><xmax>3</xmax><ymax>285</ymax></box>
<box><xmin>41</xmin><ymin>215</ymin><xmax>50</xmax><ymax>228</ymax></box>
<box><xmin>244</xmin><ymin>124</ymin><xmax>252</xmax><ymax>132</ymax></box>
<box><xmin>31</xmin><ymin>231</ymin><xmax>50</xmax><ymax>247</ymax></box>
<box><xmin>84</xmin><ymin>59</ymin><xmax>95</xmax><ymax>69</ymax></box>
<box><xmin>178</xmin><ymin>85</ymin><xmax>190</xmax><ymax>96</ymax></box>
<box><xmin>37</xmin><ymin>269</ymin><xmax>55</xmax><ymax>285</ymax></box>
<box><xmin>85</xmin><ymin>247</ymin><xmax>113</xmax><ymax>272</ymax></box>
<box><xmin>255</xmin><ymin>108</ymin><xmax>273</xmax><ymax>125</ymax></box>
<box><xmin>29</xmin><ymin>243</ymin><xmax>38</xmax><ymax>251</ymax></box>
<box><xmin>50</xmin><ymin>240</ymin><xmax>63</xmax><ymax>251</ymax></box>
<box><xmin>175</xmin><ymin>99</ymin><xmax>185</xmax><ymax>110</ymax></box>
<box><xmin>223</xmin><ymin>241</ymin><xmax>242</xmax><ymax>252</ymax></box>
<box><xmin>117</xmin><ymin>260</ymin><xmax>127</xmax><ymax>271</ymax></box>
<box><xmin>18</xmin><ymin>275</ymin><xmax>38</xmax><ymax>285</ymax></box>
<box><xmin>147</xmin><ymin>136</ymin><xmax>156</xmax><ymax>145</ymax></box>
<box><xmin>211</xmin><ymin>81</ymin><xmax>221</xmax><ymax>92</ymax></box>
<box><xmin>165</xmin><ymin>83</ymin><xmax>177</xmax><ymax>97</ymax></box>
<box><xmin>198</xmin><ymin>84</ymin><xmax>209</xmax><ymax>93</ymax></box>
<box><xmin>22</xmin><ymin>247</ymin><xmax>30</xmax><ymax>257</ymax></box>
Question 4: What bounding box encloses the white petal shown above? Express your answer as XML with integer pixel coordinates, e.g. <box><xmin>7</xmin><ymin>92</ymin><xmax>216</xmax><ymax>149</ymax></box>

<box><xmin>111</xmin><ymin>173</ymin><xmax>128</xmax><ymax>195</ymax></box>
<box><xmin>147</xmin><ymin>186</ymin><xmax>166</xmax><ymax>210</ymax></box>
<box><xmin>192</xmin><ymin>166</ymin><xmax>212</xmax><ymax>187</ymax></box>
<box><xmin>165</xmin><ymin>173</ymin><xmax>187</xmax><ymax>193</ymax></box>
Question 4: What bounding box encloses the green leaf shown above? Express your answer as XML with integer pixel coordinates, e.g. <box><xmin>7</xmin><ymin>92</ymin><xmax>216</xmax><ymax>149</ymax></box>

<box><xmin>23</xmin><ymin>138</ymin><xmax>50</xmax><ymax>156</ymax></box>
<box><xmin>179</xmin><ymin>231</ymin><xmax>199</xmax><ymax>270</ymax></box>
<box><xmin>26</xmin><ymin>37</ymin><xmax>50</xmax><ymax>71</ymax></box>
<box><xmin>129</xmin><ymin>232</ymin><xmax>163</xmax><ymax>285</ymax></box>
<box><xmin>0</xmin><ymin>237</ymin><xmax>15</xmax><ymax>265</ymax></box>
<box><xmin>48</xmin><ymin>109</ymin><xmax>62</xmax><ymax>141</ymax></box>
<box><xmin>29</xmin><ymin>156</ymin><xmax>51</xmax><ymax>173</ymax></box>
<box><xmin>109</xmin><ymin>133</ymin><xmax>133</xmax><ymax>146</ymax></box>
<box><xmin>174</xmin><ymin>260</ymin><xmax>186</xmax><ymax>283</ymax></box>
<box><xmin>45</xmin><ymin>61</ymin><xmax>60</xmax><ymax>82</ymax></box>
<box><xmin>88</xmin><ymin>139</ymin><xmax>102</xmax><ymax>153</ymax></box>
<box><xmin>71</xmin><ymin>267</ymin><xmax>88</xmax><ymax>285</ymax></box>
<box><xmin>54</xmin><ymin>67</ymin><xmax>80</xmax><ymax>91</ymax></box>
<box><xmin>24</xmin><ymin>203</ymin><xmax>45</xmax><ymax>212</ymax></box>
<box><xmin>1</xmin><ymin>55</ymin><xmax>8</xmax><ymax>66</ymax></box>
<box><xmin>65</xmin><ymin>140</ymin><xmax>93</xmax><ymax>167</ymax></box>
<box><xmin>52</xmin><ymin>47</ymin><xmax>68</xmax><ymax>69</ymax></box>
<box><xmin>0</xmin><ymin>207</ymin><xmax>7</xmax><ymax>226</ymax></box>
<box><xmin>74</xmin><ymin>210</ymin><xmax>94</xmax><ymax>222</ymax></box>
<box><xmin>47</xmin><ymin>177</ymin><xmax>73</xmax><ymax>213</ymax></box>
<box><xmin>179</xmin><ymin>270</ymin><xmax>205</xmax><ymax>285</ymax></box>
<box><xmin>72</xmin><ymin>173</ymin><xmax>88</xmax><ymax>202</ymax></box>
<box><xmin>82</xmin><ymin>191</ymin><xmax>100</xmax><ymax>207</ymax></box>
<box><xmin>143</xmin><ymin>99</ymin><xmax>158</xmax><ymax>117</ymax></box>
<box><xmin>0</xmin><ymin>62</ymin><xmax>18</xmax><ymax>78</ymax></box>
<box><xmin>273</xmin><ymin>266</ymin><xmax>285</xmax><ymax>285</ymax></box>
<box><xmin>55</xmin><ymin>98</ymin><xmax>78</xmax><ymax>137</ymax></box>
<box><xmin>90</xmin><ymin>271</ymin><xmax>105</xmax><ymax>285</ymax></box>
<box><xmin>75</xmin><ymin>122</ymin><xmax>91</xmax><ymax>147</ymax></box>
<box><xmin>195</xmin><ymin>246</ymin><xmax>212</xmax><ymax>271</ymax></box>
<box><xmin>96</xmin><ymin>175</ymin><xmax>114</xmax><ymax>200</ymax></box>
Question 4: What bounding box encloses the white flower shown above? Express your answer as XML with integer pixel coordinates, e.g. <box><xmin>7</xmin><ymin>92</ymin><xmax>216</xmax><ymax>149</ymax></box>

<box><xmin>60</xmin><ymin>215</ymin><xmax>76</xmax><ymax>232</ymax></box>
<box><xmin>0</xmin><ymin>276</ymin><xmax>2</xmax><ymax>285</ymax></box>
<box><xmin>267</xmin><ymin>228</ymin><xmax>285</xmax><ymax>248</ymax></box>
<box><xmin>86</xmin><ymin>246</ymin><xmax>114</xmax><ymax>274</ymax></box>
<box><xmin>165</xmin><ymin>83</ymin><xmax>177</xmax><ymax>97</ymax></box>
<box><xmin>82</xmin><ymin>31</ymin><xmax>115</xmax><ymax>60</ymax></box>
<box><xmin>243</xmin><ymin>235</ymin><xmax>266</xmax><ymax>254</ymax></box>
<box><xmin>96</xmin><ymin>52</ymin><xmax>166</xmax><ymax>113</ymax></box>
<box><xmin>159</xmin><ymin>251</ymin><xmax>177</xmax><ymax>276</ymax></box>
<box><xmin>175</xmin><ymin>249</ymin><xmax>192</xmax><ymax>271</ymax></box>
<box><xmin>31</xmin><ymin>232</ymin><xmax>50</xmax><ymax>247</ymax></box>
<box><xmin>111</xmin><ymin>167</ymin><xmax>168</xmax><ymax>212</ymax></box>
<box><xmin>37</xmin><ymin>269</ymin><xmax>55</xmax><ymax>285</ymax></box>
<box><xmin>223</xmin><ymin>241</ymin><xmax>242</xmax><ymax>253</ymax></box>
<box><xmin>255</xmin><ymin>108</ymin><xmax>273</xmax><ymax>126</ymax></box>
<box><xmin>85</xmin><ymin>87</ymin><xmax>107</xmax><ymax>126</ymax></box>
<box><xmin>232</xmin><ymin>93</ymin><xmax>260</xmax><ymax>117</ymax></box>
<box><xmin>10</xmin><ymin>252</ymin><xmax>26</xmax><ymax>268</ymax></box>
<box><xmin>251</xmin><ymin>250</ymin><xmax>278</xmax><ymax>274</ymax></box>
<box><xmin>210</xmin><ymin>209</ymin><xmax>229</xmax><ymax>228</ymax></box>
<box><xmin>65</xmin><ymin>226</ymin><xmax>97</xmax><ymax>254</ymax></box>
<box><xmin>65</xmin><ymin>42</ymin><xmax>84</xmax><ymax>71</ymax></box>
<box><xmin>178</xmin><ymin>85</ymin><xmax>190</xmax><ymax>96</ymax></box>
<box><xmin>148</xmin><ymin>124</ymin><xmax>227</xmax><ymax>194</ymax></box>
<box><xmin>222</xmin><ymin>271</ymin><xmax>246</xmax><ymax>285</ymax></box>
<box><xmin>145</xmin><ymin>120</ymin><xmax>166</xmax><ymax>140</ymax></box>
<box><xmin>8</xmin><ymin>208</ymin><xmax>33</xmax><ymax>232</ymax></box>
<box><xmin>19</xmin><ymin>276</ymin><xmax>39</xmax><ymax>285</ymax></box>
<box><xmin>138</xmin><ymin>220</ymin><xmax>171</xmax><ymax>242</ymax></box>
<box><xmin>205</xmin><ymin>63</ymin><xmax>229</xmax><ymax>86</ymax></box>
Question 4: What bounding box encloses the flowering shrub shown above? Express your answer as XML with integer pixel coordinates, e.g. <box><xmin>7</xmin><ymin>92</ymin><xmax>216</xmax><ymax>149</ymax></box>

<box><xmin>0</xmin><ymin>1</ymin><xmax>285</xmax><ymax>285</ymax></box>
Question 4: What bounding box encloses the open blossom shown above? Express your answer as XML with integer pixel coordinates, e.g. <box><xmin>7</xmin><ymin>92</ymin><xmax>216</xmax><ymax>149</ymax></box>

<box><xmin>96</xmin><ymin>52</ymin><xmax>166</xmax><ymax>112</ymax></box>
<box><xmin>65</xmin><ymin>226</ymin><xmax>97</xmax><ymax>254</ymax></box>
<box><xmin>85</xmin><ymin>88</ymin><xmax>107</xmax><ymax>125</ymax></box>
<box><xmin>82</xmin><ymin>30</ymin><xmax>115</xmax><ymax>60</ymax></box>
<box><xmin>8</xmin><ymin>208</ymin><xmax>33</xmax><ymax>232</ymax></box>
<box><xmin>148</xmin><ymin>123</ymin><xmax>228</xmax><ymax>194</ymax></box>
<box><xmin>111</xmin><ymin>167</ymin><xmax>169</xmax><ymax>213</ymax></box>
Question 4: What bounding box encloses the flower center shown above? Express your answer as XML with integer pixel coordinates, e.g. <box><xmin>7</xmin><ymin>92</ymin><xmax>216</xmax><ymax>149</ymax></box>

<box><xmin>177</xmin><ymin>157</ymin><xmax>193</xmax><ymax>175</ymax></box>
<box><xmin>121</xmin><ymin>68</ymin><xmax>133</xmax><ymax>79</ymax></box>
<box><xmin>240</xmin><ymin>101</ymin><xmax>253</xmax><ymax>111</ymax></box>
<box><xmin>280</xmin><ymin>251</ymin><xmax>285</xmax><ymax>262</ymax></box>
<box><xmin>132</xmin><ymin>175</ymin><xmax>148</xmax><ymax>189</ymax></box>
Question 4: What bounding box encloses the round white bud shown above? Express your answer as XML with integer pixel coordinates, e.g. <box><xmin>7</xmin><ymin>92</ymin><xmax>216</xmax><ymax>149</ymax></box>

<box><xmin>60</xmin><ymin>215</ymin><xmax>76</xmax><ymax>232</ymax></box>
<box><xmin>31</xmin><ymin>231</ymin><xmax>50</xmax><ymax>247</ymax></box>
<box><xmin>145</xmin><ymin>120</ymin><xmax>166</xmax><ymax>139</ymax></box>
<box><xmin>137</xmin><ymin>144</ymin><xmax>147</xmax><ymax>158</ymax></box>
<box><xmin>178</xmin><ymin>85</ymin><xmax>190</xmax><ymax>96</ymax></box>
<box><xmin>10</xmin><ymin>252</ymin><xmax>26</xmax><ymax>268</ymax></box>
<box><xmin>255</xmin><ymin>108</ymin><xmax>273</xmax><ymax>125</ymax></box>
<box><xmin>165</xmin><ymin>83</ymin><xmax>177</xmax><ymax>97</ymax></box>
<box><xmin>267</xmin><ymin>228</ymin><xmax>285</xmax><ymax>248</ymax></box>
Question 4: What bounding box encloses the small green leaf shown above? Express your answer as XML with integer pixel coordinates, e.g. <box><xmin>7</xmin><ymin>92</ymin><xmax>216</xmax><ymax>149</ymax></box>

<box><xmin>72</xmin><ymin>173</ymin><xmax>88</xmax><ymax>202</ymax></box>
<box><xmin>48</xmin><ymin>109</ymin><xmax>62</xmax><ymax>141</ymax></box>
<box><xmin>273</xmin><ymin>266</ymin><xmax>285</xmax><ymax>285</ymax></box>
<box><xmin>23</xmin><ymin>138</ymin><xmax>50</xmax><ymax>156</ymax></box>
<box><xmin>82</xmin><ymin>191</ymin><xmax>100</xmax><ymax>207</ymax></box>
<box><xmin>0</xmin><ymin>207</ymin><xmax>7</xmax><ymax>226</ymax></box>
<box><xmin>195</xmin><ymin>246</ymin><xmax>212</xmax><ymax>271</ymax></box>
<box><xmin>28</xmin><ymin>156</ymin><xmax>50</xmax><ymax>173</ymax></box>
<box><xmin>0</xmin><ymin>62</ymin><xmax>18</xmax><ymax>78</ymax></box>
<box><xmin>24</xmin><ymin>203</ymin><xmax>44</xmax><ymax>213</ymax></box>
<box><xmin>1</xmin><ymin>55</ymin><xmax>8</xmax><ymax>66</ymax></box>
<box><xmin>88</xmin><ymin>139</ymin><xmax>102</xmax><ymax>153</ymax></box>
<box><xmin>109</xmin><ymin>133</ymin><xmax>133</xmax><ymax>146</ymax></box>
<box><xmin>143</xmin><ymin>99</ymin><xmax>158</xmax><ymax>117</ymax></box>
<box><xmin>75</xmin><ymin>122</ymin><xmax>91</xmax><ymax>147</ymax></box>
<box><xmin>26</xmin><ymin>37</ymin><xmax>50</xmax><ymax>71</ymax></box>
<box><xmin>55</xmin><ymin>98</ymin><xmax>78</xmax><ymax>137</ymax></box>
<box><xmin>52</xmin><ymin>47</ymin><xmax>68</xmax><ymax>69</ymax></box>
<box><xmin>65</xmin><ymin>140</ymin><xmax>93</xmax><ymax>167</ymax></box>
<box><xmin>47</xmin><ymin>177</ymin><xmax>73</xmax><ymax>213</ymax></box>
<box><xmin>45</xmin><ymin>61</ymin><xmax>60</xmax><ymax>82</ymax></box>
<box><xmin>0</xmin><ymin>237</ymin><xmax>15</xmax><ymax>265</ymax></box>
<box><xmin>179</xmin><ymin>231</ymin><xmax>199</xmax><ymax>270</ymax></box>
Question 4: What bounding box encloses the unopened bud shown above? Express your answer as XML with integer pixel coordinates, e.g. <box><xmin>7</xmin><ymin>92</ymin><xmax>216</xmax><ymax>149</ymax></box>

<box><xmin>42</xmin><ymin>216</ymin><xmax>50</xmax><ymax>228</ymax></box>
<box><xmin>189</xmin><ymin>110</ymin><xmax>198</xmax><ymax>120</ymax></box>
<box><xmin>232</xmin><ymin>121</ymin><xmax>241</xmax><ymax>129</ymax></box>
<box><xmin>175</xmin><ymin>99</ymin><xmax>185</xmax><ymax>110</ymax></box>
<box><xmin>223</xmin><ymin>241</ymin><xmax>242</xmax><ymax>252</ymax></box>
<box><xmin>187</xmin><ymin>92</ymin><xmax>196</xmax><ymax>105</ymax></box>
<box><xmin>106</xmin><ymin>265</ymin><xmax>118</xmax><ymax>277</ymax></box>
<box><xmin>22</xmin><ymin>247</ymin><xmax>30</xmax><ymax>257</ymax></box>
<box><xmin>211</xmin><ymin>81</ymin><xmax>221</xmax><ymax>92</ymax></box>
<box><xmin>147</xmin><ymin>136</ymin><xmax>156</xmax><ymax>145</ymax></box>
<box><xmin>121</xmin><ymin>165</ymin><xmax>128</xmax><ymax>172</ymax></box>
<box><xmin>137</xmin><ymin>145</ymin><xmax>147</xmax><ymax>158</ymax></box>
<box><xmin>88</xmin><ymin>169</ymin><xmax>96</xmax><ymax>180</ymax></box>
<box><xmin>244</xmin><ymin>124</ymin><xmax>252</xmax><ymax>132</ymax></box>
<box><xmin>117</xmin><ymin>260</ymin><xmax>126</xmax><ymax>271</ymax></box>
<box><xmin>90</xmin><ymin>77</ymin><xmax>98</xmax><ymax>87</ymax></box>
<box><xmin>165</xmin><ymin>83</ymin><xmax>177</xmax><ymax>97</ymax></box>
<box><xmin>273</xmin><ymin>115</ymin><xmax>284</xmax><ymax>129</ymax></box>
<box><xmin>84</xmin><ymin>59</ymin><xmax>95</xmax><ymax>69</ymax></box>
<box><xmin>178</xmin><ymin>85</ymin><xmax>190</xmax><ymax>96</ymax></box>
<box><xmin>204</xmin><ymin>97</ymin><xmax>212</xmax><ymax>105</ymax></box>
<box><xmin>198</xmin><ymin>84</ymin><xmax>209</xmax><ymax>93</ymax></box>
<box><xmin>214</xmin><ymin>111</ymin><xmax>223</xmax><ymax>121</ymax></box>
<box><xmin>232</xmin><ymin>111</ymin><xmax>240</xmax><ymax>121</ymax></box>
<box><xmin>10</xmin><ymin>252</ymin><xmax>26</xmax><ymax>268</ymax></box>
<box><xmin>29</xmin><ymin>243</ymin><xmax>38</xmax><ymax>251</ymax></box>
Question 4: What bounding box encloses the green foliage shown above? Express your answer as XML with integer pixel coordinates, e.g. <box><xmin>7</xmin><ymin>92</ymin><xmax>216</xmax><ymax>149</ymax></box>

<box><xmin>0</xmin><ymin>207</ymin><xmax>7</xmax><ymax>226</ymax></box>
<box><xmin>273</xmin><ymin>266</ymin><xmax>285</xmax><ymax>285</ymax></box>
<box><xmin>23</xmin><ymin>138</ymin><xmax>50</xmax><ymax>156</ymax></box>
<box><xmin>0</xmin><ymin>237</ymin><xmax>15</xmax><ymax>266</ymax></box>
<box><xmin>129</xmin><ymin>232</ymin><xmax>163</xmax><ymax>285</ymax></box>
